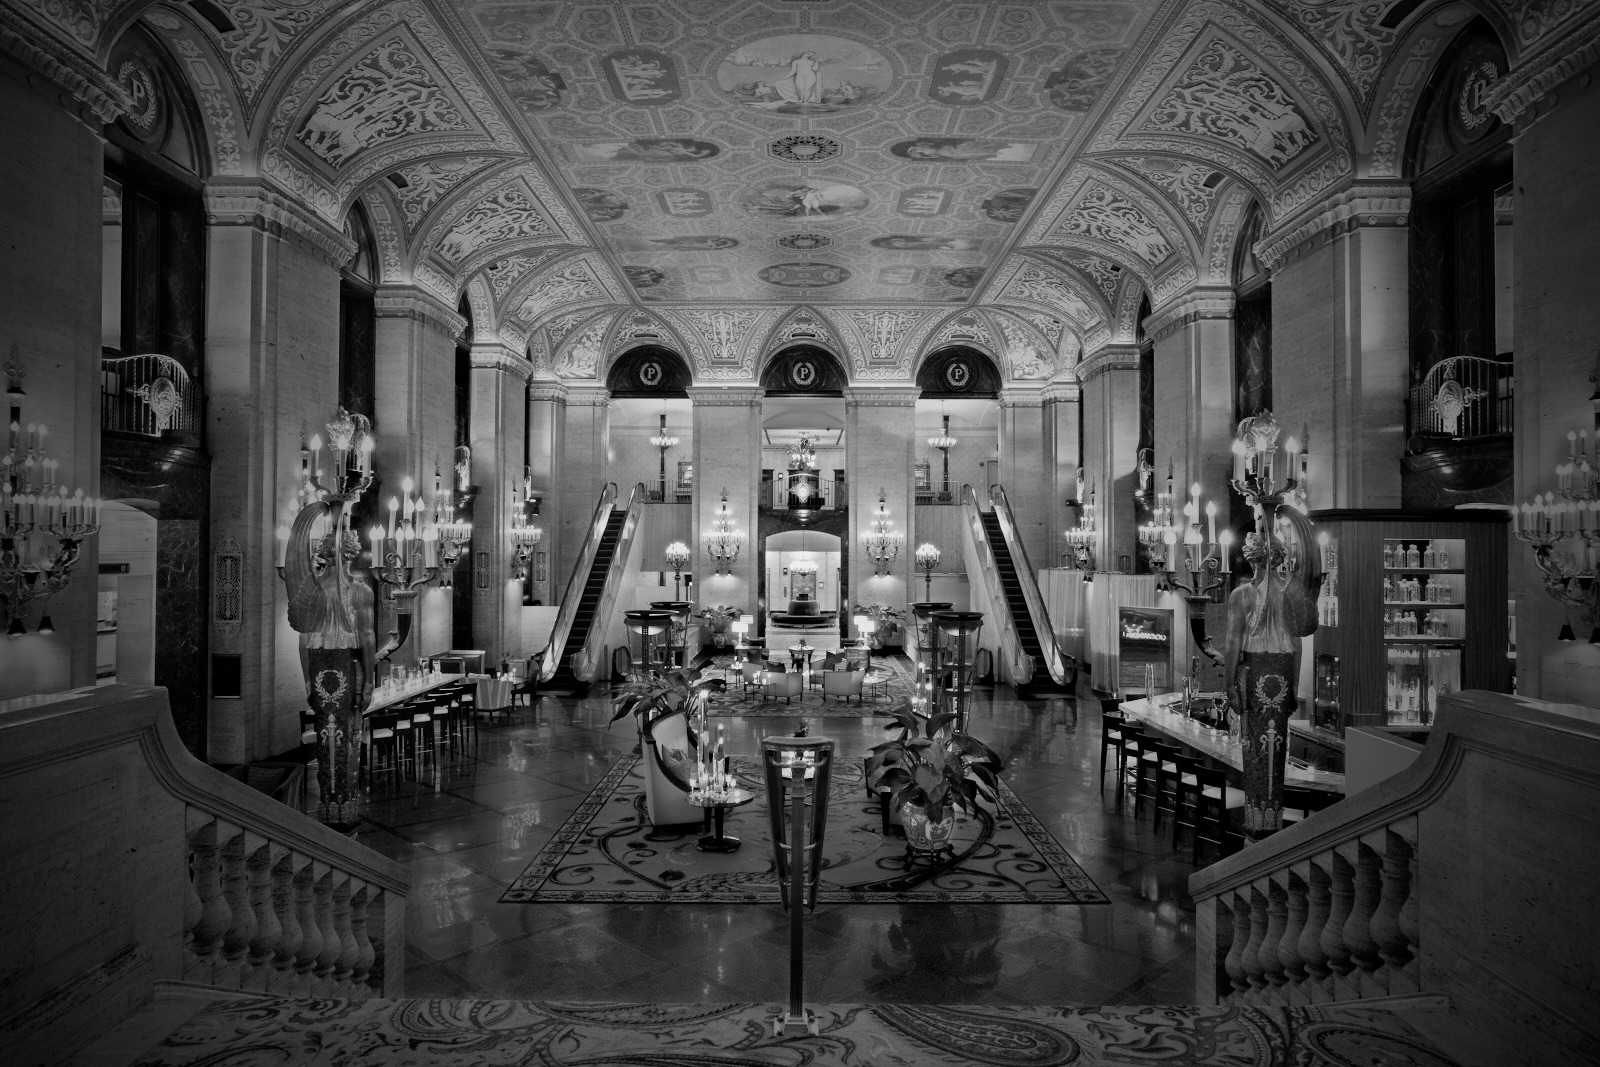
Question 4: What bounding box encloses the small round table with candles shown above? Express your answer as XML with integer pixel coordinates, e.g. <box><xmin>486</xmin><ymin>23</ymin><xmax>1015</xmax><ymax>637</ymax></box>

<box><xmin>686</xmin><ymin>784</ymin><xmax>756</xmax><ymax>853</ymax></box>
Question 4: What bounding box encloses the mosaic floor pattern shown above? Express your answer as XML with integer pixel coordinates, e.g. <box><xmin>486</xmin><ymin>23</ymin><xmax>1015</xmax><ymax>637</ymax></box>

<box><xmin>501</xmin><ymin>753</ymin><xmax>1108</xmax><ymax>905</ymax></box>
<box><xmin>129</xmin><ymin>996</ymin><xmax>1462</xmax><ymax>1067</ymax></box>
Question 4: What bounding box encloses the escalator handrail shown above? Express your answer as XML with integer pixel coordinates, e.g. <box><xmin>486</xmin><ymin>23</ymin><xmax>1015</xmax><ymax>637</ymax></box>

<box><xmin>538</xmin><ymin>481</ymin><xmax>618</xmax><ymax>682</ymax></box>
<box><xmin>570</xmin><ymin>481</ymin><xmax>649</xmax><ymax>682</ymax></box>
<box><xmin>990</xmin><ymin>484</ymin><xmax>1075</xmax><ymax>686</ymax></box>
<box><xmin>960</xmin><ymin>484</ymin><xmax>1035</xmax><ymax>687</ymax></box>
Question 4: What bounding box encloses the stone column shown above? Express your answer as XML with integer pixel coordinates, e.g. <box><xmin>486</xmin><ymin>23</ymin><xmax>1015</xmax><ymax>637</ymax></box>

<box><xmin>1262</xmin><ymin>185</ymin><xmax>1411</xmax><ymax>510</ymax></box>
<box><xmin>469</xmin><ymin>343</ymin><xmax>532</xmax><ymax>666</ymax></box>
<box><xmin>204</xmin><ymin>181</ymin><xmax>353</xmax><ymax>763</ymax></box>
<box><xmin>1147</xmin><ymin>289</ymin><xmax>1237</xmax><ymax>524</ymax></box>
<box><xmin>525</xmin><ymin>378</ymin><xmax>567</xmax><ymax>608</ymax></box>
<box><xmin>689</xmin><ymin>387</ymin><xmax>762</xmax><ymax>620</ymax></box>
<box><xmin>373</xmin><ymin>288</ymin><xmax>464</xmax><ymax>665</ymax></box>
<box><xmin>556</xmin><ymin>385</ymin><xmax>610</xmax><ymax>591</ymax></box>
<box><xmin>998</xmin><ymin>385</ymin><xmax>1052</xmax><ymax>573</ymax></box>
<box><xmin>1077</xmin><ymin>344</ymin><xmax>1142</xmax><ymax>572</ymax></box>
<box><xmin>1043</xmin><ymin>379</ymin><xmax>1082</xmax><ymax>566</ymax></box>
<box><xmin>845</xmin><ymin>388</ymin><xmax>920</xmax><ymax>624</ymax></box>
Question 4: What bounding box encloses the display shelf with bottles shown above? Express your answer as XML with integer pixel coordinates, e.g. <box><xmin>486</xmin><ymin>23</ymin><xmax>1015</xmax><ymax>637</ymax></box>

<box><xmin>1308</xmin><ymin>510</ymin><xmax>1509</xmax><ymax>734</ymax></box>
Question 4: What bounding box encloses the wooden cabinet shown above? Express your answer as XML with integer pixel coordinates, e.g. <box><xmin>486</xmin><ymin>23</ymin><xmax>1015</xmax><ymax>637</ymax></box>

<box><xmin>1309</xmin><ymin>509</ymin><xmax>1509</xmax><ymax>734</ymax></box>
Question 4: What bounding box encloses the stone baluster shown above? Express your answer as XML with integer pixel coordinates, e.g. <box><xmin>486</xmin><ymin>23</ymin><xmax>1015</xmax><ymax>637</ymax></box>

<box><xmin>1258</xmin><ymin>879</ymin><xmax>1289</xmax><ymax>989</ymax></box>
<box><xmin>1372</xmin><ymin>828</ymin><xmax>1416</xmax><ymax>971</ymax></box>
<box><xmin>186</xmin><ymin>818</ymin><xmax>229</xmax><ymax>985</ymax></box>
<box><xmin>183</xmin><ymin>821</ymin><xmax>203</xmax><ymax>965</ymax></box>
<box><xmin>244</xmin><ymin>843</ymin><xmax>285</xmax><ymax>992</ymax></box>
<box><xmin>1277</xmin><ymin>871</ymin><xmax>1309</xmax><ymax>990</ymax></box>
<box><xmin>1241</xmin><ymin>887</ymin><xmax>1268</xmax><ymax>990</ymax></box>
<box><xmin>1396</xmin><ymin>820</ymin><xmax>1420</xmax><ymax>976</ymax></box>
<box><xmin>292</xmin><ymin>861</ymin><xmax>323</xmax><ymax>994</ymax></box>
<box><xmin>217</xmin><ymin>831</ymin><xmax>257</xmax><ymax>988</ymax></box>
<box><xmin>270</xmin><ymin>853</ymin><xmax>304</xmax><ymax>995</ymax></box>
<box><xmin>368</xmin><ymin>888</ymin><xmax>389</xmax><ymax>993</ymax></box>
<box><xmin>331</xmin><ymin>877</ymin><xmax>356</xmax><ymax>987</ymax></box>
<box><xmin>1298</xmin><ymin>859</ymin><xmax>1334</xmax><ymax>990</ymax></box>
<box><xmin>1340</xmin><ymin>841</ymin><xmax>1385</xmax><ymax>984</ymax></box>
<box><xmin>1321</xmin><ymin>851</ymin><xmax>1355</xmax><ymax>978</ymax></box>
<box><xmin>1224</xmin><ymin>891</ymin><xmax>1252</xmax><ymax>996</ymax></box>
<box><xmin>349</xmin><ymin>885</ymin><xmax>375</xmax><ymax>992</ymax></box>
<box><xmin>313</xmin><ymin>870</ymin><xmax>340</xmax><ymax>995</ymax></box>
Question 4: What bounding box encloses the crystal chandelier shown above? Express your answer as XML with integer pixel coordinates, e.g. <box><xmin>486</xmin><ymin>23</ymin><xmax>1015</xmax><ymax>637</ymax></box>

<box><xmin>509</xmin><ymin>470</ymin><xmax>541</xmax><ymax>580</ymax></box>
<box><xmin>1063</xmin><ymin>468</ymin><xmax>1096</xmax><ymax>570</ymax></box>
<box><xmin>927</xmin><ymin>413</ymin><xmax>956</xmax><ymax>500</ymax></box>
<box><xmin>704</xmin><ymin>488</ymin><xmax>744</xmax><ymax>574</ymax></box>
<box><xmin>650</xmin><ymin>413</ymin><xmax>678</xmax><ymax>499</ymax></box>
<box><xmin>664</xmin><ymin>540</ymin><xmax>691</xmax><ymax>598</ymax></box>
<box><xmin>433</xmin><ymin>457</ymin><xmax>472</xmax><ymax>581</ymax></box>
<box><xmin>1514</xmin><ymin>428</ymin><xmax>1600</xmax><ymax>640</ymax></box>
<box><xmin>861</xmin><ymin>489</ymin><xmax>903</xmax><ymax>575</ymax></box>
<box><xmin>1</xmin><ymin>347</ymin><xmax>100</xmax><ymax>636</ymax></box>
<box><xmin>914</xmin><ymin>542</ymin><xmax>940</xmax><ymax>599</ymax></box>
<box><xmin>790</xmin><ymin>556</ymin><xmax>818</xmax><ymax>575</ymax></box>
<box><xmin>1138</xmin><ymin>461</ymin><xmax>1176</xmax><ymax>569</ymax></box>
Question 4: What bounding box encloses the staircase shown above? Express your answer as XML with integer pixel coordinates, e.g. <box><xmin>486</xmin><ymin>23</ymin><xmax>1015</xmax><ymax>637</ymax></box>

<box><xmin>546</xmin><ymin>511</ymin><xmax>627</xmax><ymax>690</ymax></box>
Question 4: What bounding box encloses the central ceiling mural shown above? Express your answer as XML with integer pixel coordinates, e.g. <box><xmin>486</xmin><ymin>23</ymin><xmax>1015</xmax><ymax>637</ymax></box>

<box><xmin>114</xmin><ymin>0</ymin><xmax>1514</xmax><ymax>378</ymax></box>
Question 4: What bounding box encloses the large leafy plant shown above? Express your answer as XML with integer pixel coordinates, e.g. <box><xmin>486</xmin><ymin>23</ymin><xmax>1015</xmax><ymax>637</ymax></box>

<box><xmin>865</xmin><ymin>704</ymin><xmax>1002</xmax><ymax>823</ymax></box>
<box><xmin>697</xmin><ymin>604</ymin><xmax>742</xmax><ymax>630</ymax></box>
<box><xmin>610</xmin><ymin>664</ymin><xmax>727</xmax><ymax>748</ymax></box>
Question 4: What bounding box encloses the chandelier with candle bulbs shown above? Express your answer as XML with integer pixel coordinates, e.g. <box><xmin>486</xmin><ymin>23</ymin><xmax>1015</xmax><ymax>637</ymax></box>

<box><xmin>510</xmin><ymin>469</ymin><xmax>541</xmax><ymax>580</ymax></box>
<box><xmin>705</xmin><ymin>488</ymin><xmax>744</xmax><ymax>574</ymax></box>
<box><xmin>914</xmin><ymin>542</ymin><xmax>940</xmax><ymax>599</ymax></box>
<box><xmin>1063</xmin><ymin>467</ymin><xmax>1096</xmax><ymax>570</ymax></box>
<box><xmin>1137</xmin><ymin>461</ymin><xmax>1176</xmax><ymax>570</ymax></box>
<box><xmin>862</xmin><ymin>489</ymin><xmax>903</xmax><ymax>576</ymax></box>
<box><xmin>1514</xmin><ymin>427</ymin><xmax>1600</xmax><ymax>641</ymax></box>
<box><xmin>2</xmin><ymin>347</ymin><xmax>100</xmax><ymax>637</ymax></box>
<box><xmin>927</xmin><ymin>413</ymin><xmax>956</xmax><ymax>501</ymax></box>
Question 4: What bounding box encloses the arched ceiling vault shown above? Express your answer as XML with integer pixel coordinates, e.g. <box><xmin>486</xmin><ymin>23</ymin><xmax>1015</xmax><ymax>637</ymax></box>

<box><xmin>41</xmin><ymin>0</ymin><xmax>1574</xmax><ymax>367</ymax></box>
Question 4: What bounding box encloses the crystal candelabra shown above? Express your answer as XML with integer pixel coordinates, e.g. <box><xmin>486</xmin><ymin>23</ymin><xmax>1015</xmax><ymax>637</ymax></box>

<box><xmin>1063</xmin><ymin>468</ymin><xmax>1096</xmax><ymax>570</ymax></box>
<box><xmin>915</xmin><ymin>542</ymin><xmax>940</xmax><ymax>599</ymax></box>
<box><xmin>664</xmin><ymin>540</ymin><xmax>691</xmax><ymax>599</ymax></box>
<box><xmin>1514</xmin><ymin>428</ymin><xmax>1600</xmax><ymax>641</ymax></box>
<box><xmin>366</xmin><ymin>473</ymin><xmax>441</xmax><ymax>597</ymax></box>
<box><xmin>1232</xmin><ymin>410</ymin><xmax>1309</xmax><ymax>516</ymax></box>
<box><xmin>433</xmin><ymin>459</ymin><xmax>472</xmax><ymax>583</ymax></box>
<box><xmin>650</xmin><ymin>414</ymin><xmax>678</xmax><ymax>500</ymax></box>
<box><xmin>862</xmin><ymin>489</ymin><xmax>903</xmax><ymax>575</ymax></box>
<box><xmin>928</xmin><ymin>414</ymin><xmax>956</xmax><ymax>501</ymax></box>
<box><xmin>1155</xmin><ymin>480</ymin><xmax>1233</xmax><ymax>602</ymax></box>
<box><xmin>510</xmin><ymin>476</ymin><xmax>541</xmax><ymax>580</ymax></box>
<box><xmin>1138</xmin><ymin>460</ymin><xmax>1176</xmax><ymax>569</ymax></box>
<box><xmin>705</xmin><ymin>488</ymin><xmax>744</xmax><ymax>574</ymax></box>
<box><xmin>2</xmin><ymin>348</ymin><xmax>100</xmax><ymax>636</ymax></box>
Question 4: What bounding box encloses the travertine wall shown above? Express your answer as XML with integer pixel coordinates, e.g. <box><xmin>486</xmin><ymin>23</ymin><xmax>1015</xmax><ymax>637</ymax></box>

<box><xmin>1511</xmin><ymin>65</ymin><xmax>1600</xmax><ymax>703</ymax></box>
<box><xmin>846</xmin><ymin>389</ymin><xmax>918</xmax><ymax>621</ymax></box>
<box><xmin>0</xmin><ymin>68</ymin><xmax>103</xmax><ymax>699</ymax></box>
<box><xmin>999</xmin><ymin>389</ymin><xmax>1052</xmax><ymax>571</ymax></box>
<box><xmin>691</xmin><ymin>388</ymin><xmax>762</xmax><ymax>619</ymax></box>
<box><xmin>1152</xmin><ymin>313</ymin><xmax>1235</xmax><ymax>523</ymax></box>
<box><xmin>556</xmin><ymin>388</ymin><xmax>609</xmax><ymax>589</ymax></box>
<box><xmin>1079</xmin><ymin>348</ymin><xmax>1141</xmax><ymax>572</ymax></box>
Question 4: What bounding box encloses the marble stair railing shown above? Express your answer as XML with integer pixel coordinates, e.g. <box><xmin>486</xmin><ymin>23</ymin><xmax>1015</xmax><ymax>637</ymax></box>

<box><xmin>1186</xmin><ymin>690</ymin><xmax>1600</xmax><ymax>1067</ymax></box>
<box><xmin>0</xmin><ymin>685</ymin><xmax>408</xmax><ymax>1066</ymax></box>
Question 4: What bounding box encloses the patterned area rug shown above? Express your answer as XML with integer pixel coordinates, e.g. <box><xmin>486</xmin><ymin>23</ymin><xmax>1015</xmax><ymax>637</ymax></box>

<box><xmin>501</xmin><ymin>754</ymin><xmax>1107</xmax><ymax>904</ymax></box>
<box><xmin>704</xmin><ymin>652</ymin><xmax>915</xmax><ymax>718</ymax></box>
<box><xmin>131</xmin><ymin>997</ymin><xmax>1463</xmax><ymax>1067</ymax></box>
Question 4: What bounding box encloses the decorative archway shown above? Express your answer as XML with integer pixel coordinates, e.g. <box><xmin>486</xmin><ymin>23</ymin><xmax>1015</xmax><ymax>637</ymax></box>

<box><xmin>916</xmin><ymin>345</ymin><xmax>1001</xmax><ymax>398</ymax></box>
<box><xmin>606</xmin><ymin>344</ymin><xmax>692</xmax><ymax>397</ymax></box>
<box><xmin>760</xmin><ymin>344</ymin><xmax>848</xmax><ymax>395</ymax></box>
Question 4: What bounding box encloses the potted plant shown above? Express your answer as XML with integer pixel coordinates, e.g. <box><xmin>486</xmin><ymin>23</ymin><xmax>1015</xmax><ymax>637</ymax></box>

<box><xmin>698</xmin><ymin>604</ymin><xmax>742</xmax><ymax>648</ymax></box>
<box><xmin>611</xmin><ymin>662</ymin><xmax>727</xmax><ymax>744</ymax></box>
<box><xmin>860</xmin><ymin>603</ymin><xmax>907</xmax><ymax>649</ymax></box>
<box><xmin>865</xmin><ymin>704</ymin><xmax>1002</xmax><ymax>857</ymax></box>
<box><xmin>611</xmin><ymin>663</ymin><xmax>728</xmax><ymax>826</ymax></box>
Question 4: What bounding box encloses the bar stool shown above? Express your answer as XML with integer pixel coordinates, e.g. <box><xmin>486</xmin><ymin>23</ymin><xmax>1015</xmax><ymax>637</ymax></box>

<box><xmin>1131</xmin><ymin>733</ymin><xmax>1166</xmax><ymax>818</ymax></box>
<box><xmin>1146</xmin><ymin>742</ymin><xmax>1183</xmax><ymax>826</ymax></box>
<box><xmin>366</xmin><ymin>711</ymin><xmax>404</xmax><ymax>794</ymax></box>
<box><xmin>1162</xmin><ymin>751</ymin><xmax>1201</xmax><ymax>841</ymax></box>
<box><xmin>390</xmin><ymin>704</ymin><xmax>419</xmax><ymax>782</ymax></box>
<box><xmin>1098</xmin><ymin>698</ymin><xmax>1126</xmax><ymax>791</ymax></box>
<box><xmin>1176</xmin><ymin>763</ymin><xmax>1245</xmax><ymax>860</ymax></box>
<box><xmin>431</xmin><ymin>689</ymin><xmax>466</xmax><ymax>761</ymax></box>
<box><xmin>406</xmin><ymin>701</ymin><xmax>438</xmax><ymax>782</ymax></box>
<box><xmin>1117</xmin><ymin>732</ymin><xmax>1147</xmax><ymax>810</ymax></box>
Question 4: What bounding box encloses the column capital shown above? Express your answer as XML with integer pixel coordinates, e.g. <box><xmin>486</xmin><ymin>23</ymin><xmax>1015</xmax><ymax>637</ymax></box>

<box><xmin>687</xmin><ymin>386</ymin><xmax>763</xmax><ymax>407</ymax></box>
<box><xmin>1041</xmin><ymin>378</ymin><xmax>1082</xmax><ymax>403</ymax></box>
<box><xmin>997</xmin><ymin>385</ymin><xmax>1047</xmax><ymax>408</ymax></box>
<box><xmin>565</xmin><ymin>384</ymin><xmax>611</xmax><ymax>407</ymax></box>
<box><xmin>375</xmin><ymin>287</ymin><xmax>466</xmax><ymax>337</ymax></box>
<box><xmin>1257</xmin><ymin>182</ymin><xmax>1411</xmax><ymax>273</ymax></box>
<box><xmin>526</xmin><ymin>380</ymin><xmax>569</xmax><ymax>404</ymax></box>
<box><xmin>1486</xmin><ymin>18</ymin><xmax>1600</xmax><ymax>124</ymax></box>
<box><xmin>1076</xmin><ymin>343</ymin><xmax>1141</xmax><ymax>382</ymax></box>
<box><xmin>842</xmin><ymin>386</ymin><xmax>921</xmax><ymax>408</ymax></box>
<box><xmin>0</xmin><ymin>13</ymin><xmax>124</xmax><ymax>125</ymax></box>
<box><xmin>1144</xmin><ymin>287</ymin><xmax>1236</xmax><ymax>344</ymax></box>
<box><xmin>204</xmin><ymin>179</ymin><xmax>356</xmax><ymax>270</ymax></box>
<box><xmin>469</xmin><ymin>342</ymin><xmax>533</xmax><ymax>382</ymax></box>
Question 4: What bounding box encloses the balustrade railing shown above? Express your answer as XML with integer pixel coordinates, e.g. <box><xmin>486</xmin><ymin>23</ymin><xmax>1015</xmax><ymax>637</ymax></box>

<box><xmin>101</xmin><ymin>352</ymin><xmax>201</xmax><ymax>438</ymax></box>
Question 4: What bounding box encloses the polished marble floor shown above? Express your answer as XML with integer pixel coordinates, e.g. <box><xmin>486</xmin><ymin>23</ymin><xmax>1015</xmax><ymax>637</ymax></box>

<box><xmin>343</xmin><ymin>680</ymin><xmax>1201</xmax><ymax>1005</ymax></box>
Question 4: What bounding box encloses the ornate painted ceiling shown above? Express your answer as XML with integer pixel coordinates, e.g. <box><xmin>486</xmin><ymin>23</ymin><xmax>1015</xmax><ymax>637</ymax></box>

<box><xmin>31</xmin><ymin>0</ymin><xmax>1567</xmax><ymax>383</ymax></box>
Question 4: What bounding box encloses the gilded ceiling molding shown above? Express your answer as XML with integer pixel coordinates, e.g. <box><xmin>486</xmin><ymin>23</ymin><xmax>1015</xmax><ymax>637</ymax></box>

<box><xmin>687</xmin><ymin>386</ymin><xmax>763</xmax><ymax>407</ymax></box>
<box><xmin>1041</xmin><ymin>378</ymin><xmax>1083</xmax><ymax>403</ymax></box>
<box><xmin>983</xmin><ymin>308</ymin><xmax>1057</xmax><ymax>382</ymax></box>
<box><xmin>1075</xmin><ymin>342</ymin><xmax>1141</xmax><ymax>383</ymax></box>
<box><xmin>564</xmin><ymin>384</ymin><xmax>611</xmax><ymax>408</ymax></box>
<box><xmin>468</xmin><ymin>341</ymin><xmax>532</xmax><ymax>382</ymax></box>
<box><xmin>463</xmin><ymin>273</ymin><xmax>495</xmax><ymax>338</ymax></box>
<box><xmin>203</xmin><ymin>179</ymin><xmax>356</xmax><ymax>268</ymax></box>
<box><xmin>1201</xmin><ymin>187</ymin><xmax>1252</xmax><ymax>282</ymax></box>
<box><xmin>1143</xmin><ymin>287</ymin><xmax>1236</xmax><ymax>345</ymax></box>
<box><xmin>374</xmin><ymin>286</ymin><xmax>465</xmax><ymax>337</ymax></box>
<box><xmin>842</xmin><ymin>387</ymin><xmax>922</xmax><ymax>408</ymax></box>
<box><xmin>526</xmin><ymin>381</ymin><xmax>569</xmax><ymax>404</ymax></box>
<box><xmin>1485</xmin><ymin>15</ymin><xmax>1600</xmax><ymax>124</ymax></box>
<box><xmin>139</xmin><ymin>5</ymin><xmax>249</xmax><ymax>176</ymax></box>
<box><xmin>361</xmin><ymin>188</ymin><xmax>406</xmax><ymax>286</ymax></box>
<box><xmin>0</xmin><ymin>14</ymin><xmax>125</xmax><ymax>125</ymax></box>
<box><xmin>1255</xmin><ymin>181</ymin><xmax>1410</xmax><ymax>272</ymax></box>
<box><xmin>998</xmin><ymin>385</ymin><xmax>1048</xmax><ymax>408</ymax></box>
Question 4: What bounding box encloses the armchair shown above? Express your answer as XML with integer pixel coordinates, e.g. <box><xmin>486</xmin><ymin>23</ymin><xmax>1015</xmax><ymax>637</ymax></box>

<box><xmin>763</xmin><ymin>670</ymin><xmax>804</xmax><ymax>704</ymax></box>
<box><xmin>640</xmin><ymin>709</ymin><xmax>702</xmax><ymax>826</ymax></box>
<box><xmin>821</xmin><ymin>669</ymin><xmax>864</xmax><ymax>704</ymax></box>
<box><xmin>740</xmin><ymin>660</ymin><xmax>764</xmax><ymax>696</ymax></box>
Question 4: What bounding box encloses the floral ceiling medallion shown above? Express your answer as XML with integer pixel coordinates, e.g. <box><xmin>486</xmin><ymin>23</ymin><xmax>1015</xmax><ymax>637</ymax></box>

<box><xmin>768</xmin><ymin>134</ymin><xmax>844</xmax><ymax>163</ymax></box>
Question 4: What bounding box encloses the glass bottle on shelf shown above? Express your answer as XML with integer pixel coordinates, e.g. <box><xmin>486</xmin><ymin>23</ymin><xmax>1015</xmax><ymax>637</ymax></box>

<box><xmin>1423</xmin><ymin>543</ymin><xmax>1437</xmax><ymax>568</ymax></box>
<box><xmin>1383</xmin><ymin>543</ymin><xmax>1395</xmax><ymax>568</ymax></box>
<box><xmin>1438</xmin><ymin>545</ymin><xmax>1450</xmax><ymax>568</ymax></box>
<box><xmin>1406</xmin><ymin>543</ymin><xmax>1420</xmax><ymax>568</ymax></box>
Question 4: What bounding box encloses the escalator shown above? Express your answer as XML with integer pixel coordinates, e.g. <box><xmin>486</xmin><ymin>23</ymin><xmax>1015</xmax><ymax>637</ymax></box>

<box><xmin>538</xmin><ymin>482</ymin><xmax>647</xmax><ymax>691</ymax></box>
<box><xmin>961</xmin><ymin>485</ymin><xmax>1076</xmax><ymax>692</ymax></box>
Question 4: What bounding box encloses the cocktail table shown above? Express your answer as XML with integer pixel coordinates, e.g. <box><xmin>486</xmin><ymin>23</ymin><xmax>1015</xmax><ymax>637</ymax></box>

<box><xmin>686</xmin><ymin>786</ymin><xmax>756</xmax><ymax>853</ymax></box>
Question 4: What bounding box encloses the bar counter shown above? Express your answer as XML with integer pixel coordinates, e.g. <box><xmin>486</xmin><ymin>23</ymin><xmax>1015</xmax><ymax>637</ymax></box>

<box><xmin>1119</xmin><ymin>694</ymin><xmax>1345</xmax><ymax>794</ymax></box>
